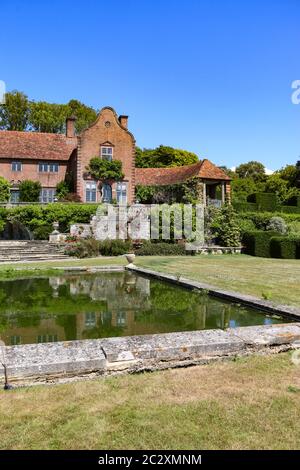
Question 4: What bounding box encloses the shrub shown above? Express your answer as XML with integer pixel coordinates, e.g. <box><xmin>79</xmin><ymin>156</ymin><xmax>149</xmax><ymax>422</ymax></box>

<box><xmin>33</xmin><ymin>224</ymin><xmax>53</xmax><ymax>240</ymax></box>
<box><xmin>56</xmin><ymin>181</ymin><xmax>71</xmax><ymax>200</ymax></box>
<box><xmin>287</xmin><ymin>221</ymin><xmax>300</xmax><ymax>235</ymax></box>
<box><xmin>0</xmin><ymin>176</ymin><xmax>11</xmax><ymax>202</ymax></box>
<box><xmin>210</xmin><ymin>205</ymin><xmax>241</xmax><ymax>247</ymax></box>
<box><xmin>64</xmin><ymin>238</ymin><xmax>101</xmax><ymax>258</ymax></box>
<box><xmin>65</xmin><ymin>238</ymin><xmax>133</xmax><ymax>258</ymax></box>
<box><xmin>266</xmin><ymin>216</ymin><xmax>287</xmax><ymax>234</ymax></box>
<box><xmin>98</xmin><ymin>239</ymin><xmax>133</xmax><ymax>256</ymax></box>
<box><xmin>135</xmin><ymin>241</ymin><xmax>186</xmax><ymax>256</ymax></box>
<box><xmin>242</xmin><ymin>230</ymin><xmax>278</xmax><ymax>257</ymax></box>
<box><xmin>238</xmin><ymin>218</ymin><xmax>256</xmax><ymax>235</ymax></box>
<box><xmin>19</xmin><ymin>180</ymin><xmax>42</xmax><ymax>202</ymax></box>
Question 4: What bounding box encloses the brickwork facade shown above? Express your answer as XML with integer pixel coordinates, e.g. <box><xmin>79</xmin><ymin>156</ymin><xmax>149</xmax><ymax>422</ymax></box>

<box><xmin>0</xmin><ymin>106</ymin><xmax>230</xmax><ymax>204</ymax></box>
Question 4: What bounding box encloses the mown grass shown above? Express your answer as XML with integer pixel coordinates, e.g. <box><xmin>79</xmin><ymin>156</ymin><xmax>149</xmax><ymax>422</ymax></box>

<box><xmin>1</xmin><ymin>353</ymin><xmax>300</xmax><ymax>449</ymax></box>
<box><xmin>135</xmin><ymin>255</ymin><xmax>300</xmax><ymax>307</ymax></box>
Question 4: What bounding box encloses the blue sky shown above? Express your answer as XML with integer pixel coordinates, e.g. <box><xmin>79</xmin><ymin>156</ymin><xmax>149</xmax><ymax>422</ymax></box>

<box><xmin>1</xmin><ymin>0</ymin><xmax>299</xmax><ymax>170</ymax></box>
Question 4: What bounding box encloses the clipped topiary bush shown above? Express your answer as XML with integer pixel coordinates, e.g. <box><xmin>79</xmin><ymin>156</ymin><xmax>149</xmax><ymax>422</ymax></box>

<box><xmin>270</xmin><ymin>235</ymin><xmax>300</xmax><ymax>259</ymax></box>
<box><xmin>242</xmin><ymin>230</ymin><xmax>278</xmax><ymax>257</ymax></box>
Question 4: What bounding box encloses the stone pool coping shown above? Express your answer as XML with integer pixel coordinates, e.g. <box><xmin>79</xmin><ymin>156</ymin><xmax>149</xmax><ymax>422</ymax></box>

<box><xmin>2</xmin><ymin>323</ymin><xmax>300</xmax><ymax>386</ymax></box>
<box><xmin>1</xmin><ymin>264</ymin><xmax>300</xmax><ymax>386</ymax></box>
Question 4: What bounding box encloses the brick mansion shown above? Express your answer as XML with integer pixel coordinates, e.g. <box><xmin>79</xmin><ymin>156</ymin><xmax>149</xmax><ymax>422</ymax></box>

<box><xmin>0</xmin><ymin>107</ymin><xmax>231</xmax><ymax>204</ymax></box>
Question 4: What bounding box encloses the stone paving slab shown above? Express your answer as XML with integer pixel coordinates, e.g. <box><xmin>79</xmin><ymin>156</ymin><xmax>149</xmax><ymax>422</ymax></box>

<box><xmin>229</xmin><ymin>323</ymin><xmax>300</xmax><ymax>347</ymax></box>
<box><xmin>3</xmin><ymin>340</ymin><xmax>106</xmax><ymax>379</ymax></box>
<box><xmin>100</xmin><ymin>329</ymin><xmax>245</xmax><ymax>363</ymax></box>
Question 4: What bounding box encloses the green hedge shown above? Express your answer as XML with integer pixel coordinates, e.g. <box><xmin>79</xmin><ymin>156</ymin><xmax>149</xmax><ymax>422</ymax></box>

<box><xmin>135</xmin><ymin>241</ymin><xmax>186</xmax><ymax>256</ymax></box>
<box><xmin>0</xmin><ymin>204</ymin><xmax>99</xmax><ymax>239</ymax></box>
<box><xmin>234</xmin><ymin>193</ymin><xmax>300</xmax><ymax>214</ymax></box>
<box><xmin>242</xmin><ymin>230</ymin><xmax>278</xmax><ymax>257</ymax></box>
<box><xmin>270</xmin><ymin>236</ymin><xmax>300</xmax><ymax>259</ymax></box>
<box><xmin>232</xmin><ymin>201</ymin><xmax>258</xmax><ymax>212</ymax></box>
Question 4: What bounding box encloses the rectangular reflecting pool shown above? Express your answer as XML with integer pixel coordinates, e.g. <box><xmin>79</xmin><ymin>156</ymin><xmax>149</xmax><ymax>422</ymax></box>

<box><xmin>0</xmin><ymin>271</ymin><xmax>291</xmax><ymax>346</ymax></box>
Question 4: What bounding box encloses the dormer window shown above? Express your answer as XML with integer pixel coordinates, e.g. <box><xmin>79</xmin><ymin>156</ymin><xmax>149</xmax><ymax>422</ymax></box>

<box><xmin>101</xmin><ymin>146</ymin><xmax>113</xmax><ymax>162</ymax></box>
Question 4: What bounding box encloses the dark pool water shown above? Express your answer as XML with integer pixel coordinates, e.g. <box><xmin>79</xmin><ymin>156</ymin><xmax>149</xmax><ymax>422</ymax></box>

<box><xmin>0</xmin><ymin>272</ymin><xmax>289</xmax><ymax>346</ymax></box>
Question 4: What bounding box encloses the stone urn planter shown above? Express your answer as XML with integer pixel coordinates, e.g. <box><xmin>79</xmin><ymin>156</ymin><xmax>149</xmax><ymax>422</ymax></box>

<box><xmin>125</xmin><ymin>253</ymin><xmax>136</xmax><ymax>266</ymax></box>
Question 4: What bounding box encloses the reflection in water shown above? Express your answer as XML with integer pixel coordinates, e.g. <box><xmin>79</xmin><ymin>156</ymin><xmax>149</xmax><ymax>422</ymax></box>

<box><xmin>0</xmin><ymin>272</ymin><xmax>288</xmax><ymax>345</ymax></box>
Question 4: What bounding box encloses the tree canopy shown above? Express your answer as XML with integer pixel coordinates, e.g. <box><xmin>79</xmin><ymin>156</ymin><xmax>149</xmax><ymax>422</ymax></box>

<box><xmin>135</xmin><ymin>145</ymin><xmax>199</xmax><ymax>168</ymax></box>
<box><xmin>235</xmin><ymin>161</ymin><xmax>266</xmax><ymax>181</ymax></box>
<box><xmin>0</xmin><ymin>90</ymin><xmax>97</xmax><ymax>134</ymax></box>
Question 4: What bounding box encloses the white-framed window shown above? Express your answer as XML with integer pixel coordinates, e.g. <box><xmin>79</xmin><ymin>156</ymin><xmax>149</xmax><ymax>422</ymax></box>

<box><xmin>38</xmin><ymin>162</ymin><xmax>59</xmax><ymax>173</ymax></box>
<box><xmin>86</xmin><ymin>181</ymin><xmax>97</xmax><ymax>202</ymax></box>
<box><xmin>11</xmin><ymin>161</ymin><xmax>22</xmax><ymax>172</ymax></box>
<box><xmin>117</xmin><ymin>312</ymin><xmax>126</xmax><ymax>326</ymax></box>
<box><xmin>116</xmin><ymin>182</ymin><xmax>127</xmax><ymax>205</ymax></box>
<box><xmin>85</xmin><ymin>313</ymin><xmax>96</xmax><ymax>327</ymax></box>
<box><xmin>39</xmin><ymin>188</ymin><xmax>56</xmax><ymax>203</ymax></box>
<box><xmin>10</xmin><ymin>190</ymin><xmax>20</xmax><ymax>203</ymax></box>
<box><xmin>101</xmin><ymin>146</ymin><xmax>113</xmax><ymax>162</ymax></box>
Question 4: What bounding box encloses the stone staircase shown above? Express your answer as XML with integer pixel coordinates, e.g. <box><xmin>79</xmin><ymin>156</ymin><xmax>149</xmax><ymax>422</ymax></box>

<box><xmin>0</xmin><ymin>240</ymin><xmax>69</xmax><ymax>263</ymax></box>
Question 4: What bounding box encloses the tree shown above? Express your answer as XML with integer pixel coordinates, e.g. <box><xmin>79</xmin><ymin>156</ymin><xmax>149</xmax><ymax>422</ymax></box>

<box><xmin>66</xmin><ymin>100</ymin><xmax>97</xmax><ymax>133</ymax></box>
<box><xmin>264</xmin><ymin>173</ymin><xmax>299</xmax><ymax>203</ymax></box>
<box><xmin>135</xmin><ymin>145</ymin><xmax>199</xmax><ymax>168</ymax></box>
<box><xmin>235</xmin><ymin>161</ymin><xmax>266</xmax><ymax>181</ymax></box>
<box><xmin>29</xmin><ymin>101</ymin><xmax>67</xmax><ymax>133</ymax></box>
<box><xmin>0</xmin><ymin>90</ymin><xmax>30</xmax><ymax>130</ymax></box>
<box><xmin>231</xmin><ymin>177</ymin><xmax>263</xmax><ymax>201</ymax></box>
<box><xmin>19</xmin><ymin>180</ymin><xmax>41</xmax><ymax>202</ymax></box>
<box><xmin>87</xmin><ymin>158</ymin><xmax>124</xmax><ymax>182</ymax></box>
<box><xmin>0</xmin><ymin>176</ymin><xmax>11</xmax><ymax>202</ymax></box>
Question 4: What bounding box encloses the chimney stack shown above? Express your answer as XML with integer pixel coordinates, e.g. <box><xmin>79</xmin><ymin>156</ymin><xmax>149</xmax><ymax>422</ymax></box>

<box><xmin>66</xmin><ymin>116</ymin><xmax>76</xmax><ymax>138</ymax></box>
<box><xmin>119</xmin><ymin>115</ymin><xmax>128</xmax><ymax>129</ymax></box>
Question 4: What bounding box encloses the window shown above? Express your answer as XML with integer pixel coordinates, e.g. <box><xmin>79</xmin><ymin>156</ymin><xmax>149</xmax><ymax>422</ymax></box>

<box><xmin>102</xmin><ymin>183</ymin><xmax>112</xmax><ymax>203</ymax></box>
<box><xmin>39</xmin><ymin>188</ymin><xmax>56</xmax><ymax>203</ymax></box>
<box><xmin>37</xmin><ymin>334</ymin><xmax>58</xmax><ymax>343</ymax></box>
<box><xmin>86</xmin><ymin>181</ymin><xmax>97</xmax><ymax>202</ymax></box>
<box><xmin>101</xmin><ymin>146</ymin><xmax>113</xmax><ymax>162</ymax></box>
<box><xmin>10</xmin><ymin>335</ymin><xmax>21</xmax><ymax>345</ymax></box>
<box><xmin>116</xmin><ymin>182</ymin><xmax>127</xmax><ymax>205</ymax></box>
<box><xmin>11</xmin><ymin>161</ymin><xmax>22</xmax><ymax>172</ymax></box>
<box><xmin>117</xmin><ymin>312</ymin><xmax>126</xmax><ymax>326</ymax></box>
<box><xmin>85</xmin><ymin>313</ymin><xmax>96</xmax><ymax>327</ymax></box>
<box><xmin>38</xmin><ymin>162</ymin><xmax>59</xmax><ymax>173</ymax></box>
<box><xmin>10</xmin><ymin>190</ymin><xmax>20</xmax><ymax>203</ymax></box>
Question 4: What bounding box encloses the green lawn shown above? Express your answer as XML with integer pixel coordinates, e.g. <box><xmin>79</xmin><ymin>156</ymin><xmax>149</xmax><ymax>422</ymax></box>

<box><xmin>1</xmin><ymin>353</ymin><xmax>300</xmax><ymax>450</ymax></box>
<box><xmin>135</xmin><ymin>255</ymin><xmax>300</xmax><ymax>307</ymax></box>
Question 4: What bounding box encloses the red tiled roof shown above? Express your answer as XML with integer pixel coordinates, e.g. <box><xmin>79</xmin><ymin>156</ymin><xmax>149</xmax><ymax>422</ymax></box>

<box><xmin>0</xmin><ymin>130</ymin><xmax>77</xmax><ymax>161</ymax></box>
<box><xmin>135</xmin><ymin>159</ymin><xmax>230</xmax><ymax>186</ymax></box>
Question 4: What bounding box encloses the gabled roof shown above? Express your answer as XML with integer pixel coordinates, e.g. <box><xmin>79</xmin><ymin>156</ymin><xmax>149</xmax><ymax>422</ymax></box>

<box><xmin>0</xmin><ymin>130</ymin><xmax>77</xmax><ymax>161</ymax></box>
<box><xmin>135</xmin><ymin>159</ymin><xmax>230</xmax><ymax>186</ymax></box>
